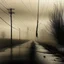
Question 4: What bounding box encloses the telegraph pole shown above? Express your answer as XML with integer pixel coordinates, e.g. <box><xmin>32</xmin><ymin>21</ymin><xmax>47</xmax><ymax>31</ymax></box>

<box><xmin>19</xmin><ymin>28</ymin><xmax>21</xmax><ymax>57</ymax></box>
<box><xmin>27</xmin><ymin>27</ymin><xmax>29</xmax><ymax>39</ymax></box>
<box><xmin>19</xmin><ymin>28</ymin><xmax>20</xmax><ymax>40</ymax></box>
<box><xmin>8</xmin><ymin>8</ymin><xmax>15</xmax><ymax>63</ymax></box>
<box><xmin>36</xmin><ymin>0</ymin><xmax>39</xmax><ymax>37</ymax></box>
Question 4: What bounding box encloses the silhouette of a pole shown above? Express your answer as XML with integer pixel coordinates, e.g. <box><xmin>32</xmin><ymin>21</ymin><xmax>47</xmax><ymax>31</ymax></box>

<box><xmin>36</xmin><ymin>0</ymin><xmax>39</xmax><ymax>37</ymax></box>
<box><xmin>19</xmin><ymin>28</ymin><xmax>20</xmax><ymax>40</ymax></box>
<box><xmin>27</xmin><ymin>27</ymin><xmax>29</xmax><ymax>39</ymax></box>
<box><xmin>19</xmin><ymin>28</ymin><xmax>21</xmax><ymax>57</ymax></box>
<box><xmin>8</xmin><ymin>8</ymin><xmax>15</xmax><ymax>63</ymax></box>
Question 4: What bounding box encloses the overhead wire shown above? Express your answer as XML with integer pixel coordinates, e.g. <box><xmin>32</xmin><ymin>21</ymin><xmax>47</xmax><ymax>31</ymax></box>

<box><xmin>2</xmin><ymin>1</ymin><xmax>33</xmax><ymax>26</ymax></box>
<box><xmin>21</xmin><ymin>0</ymin><xmax>32</xmax><ymax>13</ymax></box>
<box><xmin>13</xmin><ymin>14</ymin><xmax>28</xmax><ymax>27</ymax></box>
<box><xmin>0</xmin><ymin>0</ymin><xmax>35</xmax><ymax>30</ymax></box>
<box><xmin>0</xmin><ymin>1</ymin><xmax>25</xmax><ymax>40</ymax></box>
<box><xmin>0</xmin><ymin>8</ymin><xmax>19</xmax><ymax>30</ymax></box>
<box><xmin>20</xmin><ymin>0</ymin><xmax>34</xmax><ymax>17</ymax></box>
<box><xmin>28</xmin><ymin>0</ymin><xmax>35</xmax><ymax>19</ymax></box>
<box><xmin>0</xmin><ymin>2</ymin><xmax>7</xmax><ymax>9</ymax></box>
<box><xmin>20</xmin><ymin>0</ymin><xmax>35</xmax><ymax>27</ymax></box>
<box><xmin>0</xmin><ymin>17</ymin><xmax>18</xmax><ymax>30</ymax></box>
<box><xmin>1</xmin><ymin>0</ymin><xmax>27</xmax><ymax>26</ymax></box>
<box><xmin>0</xmin><ymin>7</ymin><xmax>8</xmax><ymax>15</ymax></box>
<box><xmin>29</xmin><ymin>0</ymin><xmax>33</xmax><ymax>11</ymax></box>
<box><xmin>0</xmin><ymin>2</ymin><xmax>21</xmax><ymax>30</ymax></box>
<box><xmin>2</xmin><ymin>0</ymin><xmax>10</xmax><ymax>8</ymax></box>
<box><xmin>0</xmin><ymin>1</ymin><xmax>28</xmax><ymax>28</ymax></box>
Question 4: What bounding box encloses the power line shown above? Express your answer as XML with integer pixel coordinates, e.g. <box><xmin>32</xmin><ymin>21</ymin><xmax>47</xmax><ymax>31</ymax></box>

<box><xmin>0</xmin><ymin>2</ymin><xmax>22</xmax><ymax>31</ymax></box>
<box><xmin>0</xmin><ymin>16</ymin><xmax>22</xmax><ymax>32</ymax></box>
<box><xmin>0</xmin><ymin>1</ymin><xmax>31</xmax><ymax>28</ymax></box>
<box><xmin>0</xmin><ymin>17</ymin><xmax>18</xmax><ymax>30</ymax></box>
<box><xmin>13</xmin><ymin>15</ymin><xmax>27</xmax><ymax>27</ymax></box>
<box><xmin>0</xmin><ymin>7</ymin><xmax>27</xmax><ymax>28</ymax></box>
<box><xmin>21</xmin><ymin>0</ymin><xmax>32</xmax><ymax>13</ymax></box>
<box><xmin>0</xmin><ymin>8</ymin><xmax>20</xmax><ymax>30</ymax></box>
<box><xmin>2</xmin><ymin>0</ymin><xmax>31</xmax><ymax>15</ymax></box>
<box><xmin>3</xmin><ymin>0</ymin><xmax>10</xmax><ymax>7</ymax></box>
<box><xmin>0</xmin><ymin>17</ymin><xmax>10</xmax><ymax>26</ymax></box>
<box><xmin>0</xmin><ymin>7</ymin><xmax>23</xmax><ymax>29</ymax></box>
<box><xmin>28</xmin><ymin>0</ymin><xmax>35</xmax><ymax>17</ymax></box>
<box><xmin>0</xmin><ymin>8</ymin><xmax>22</xmax><ymax>30</ymax></box>
<box><xmin>28</xmin><ymin>0</ymin><xmax>33</xmax><ymax>14</ymax></box>
<box><xmin>0</xmin><ymin>2</ymin><xmax>7</xmax><ymax>9</ymax></box>
<box><xmin>0</xmin><ymin>7</ymin><xmax>8</xmax><ymax>15</ymax></box>
<box><xmin>21</xmin><ymin>0</ymin><xmax>34</xmax><ymax>17</ymax></box>
<box><xmin>0</xmin><ymin>6</ymin><xmax>27</xmax><ymax>27</ymax></box>
<box><xmin>29</xmin><ymin>0</ymin><xmax>33</xmax><ymax>11</ymax></box>
<box><xmin>1</xmin><ymin>0</ymin><xmax>33</xmax><ymax>16</ymax></box>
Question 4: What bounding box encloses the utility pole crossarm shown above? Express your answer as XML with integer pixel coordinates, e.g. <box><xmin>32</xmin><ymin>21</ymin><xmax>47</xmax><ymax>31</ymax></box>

<box><xmin>8</xmin><ymin>8</ymin><xmax>15</xmax><ymax>14</ymax></box>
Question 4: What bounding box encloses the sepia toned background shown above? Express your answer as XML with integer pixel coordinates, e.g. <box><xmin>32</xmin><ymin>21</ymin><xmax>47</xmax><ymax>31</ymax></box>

<box><xmin>0</xmin><ymin>0</ymin><xmax>64</xmax><ymax>44</ymax></box>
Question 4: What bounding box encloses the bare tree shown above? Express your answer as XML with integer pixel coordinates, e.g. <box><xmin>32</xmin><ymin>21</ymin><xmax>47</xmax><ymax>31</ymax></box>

<box><xmin>50</xmin><ymin>5</ymin><xmax>64</xmax><ymax>46</ymax></box>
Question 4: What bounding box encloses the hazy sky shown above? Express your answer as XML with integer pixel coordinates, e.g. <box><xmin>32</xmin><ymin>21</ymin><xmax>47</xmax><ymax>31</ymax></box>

<box><xmin>0</xmin><ymin>0</ymin><xmax>64</xmax><ymax>44</ymax></box>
